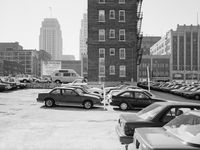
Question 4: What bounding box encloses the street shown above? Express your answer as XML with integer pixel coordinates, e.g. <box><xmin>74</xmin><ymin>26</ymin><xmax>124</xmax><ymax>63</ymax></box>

<box><xmin>0</xmin><ymin>89</ymin><xmax>199</xmax><ymax>150</ymax></box>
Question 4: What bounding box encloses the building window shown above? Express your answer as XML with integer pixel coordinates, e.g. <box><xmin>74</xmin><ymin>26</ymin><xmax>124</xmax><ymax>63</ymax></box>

<box><xmin>99</xmin><ymin>0</ymin><xmax>105</xmax><ymax>4</ymax></box>
<box><xmin>119</xmin><ymin>65</ymin><xmax>126</xmax><ymax>77</ymax></box>
<box><xmin>99</xmin><ymin>48</ymin><xmax>105</xmax><ymax>58</ymax></box>
<box><xmin>109</xmin><ymin>10</ymin><xmax>115</xmax><ymax>19</ymax></box>
<box><xmin>98</xmin><ymin>10</ymin><xmax>105</xmax><ymax>22</ymax></box>
<box><xmin>119</xmin><ymin>48</ymin><xmax>125</xmax><ymax>59</ymax></box>
<box><xmin>119</xmin><ymin>29</ymin><xmax>125</xmax><ymax>41</ymax></box>
<box><xmin>109</xmin><ymin>65</ymin><xmax>115</xmax><ymax>75</ymax></box>
<box><xmin>99</xmin><ymin>29</ymin><xmax>105</xmax><ymax>41</ymax></box>
<box><xmin>109</xmin><ymin>29</ymin><xmax>115</xmax><ymax>38</ymax></box>
<box><xmin>99</xmin><ymin>65</ymin><xmax>105</xmax><ymax>77</ymax></box>
<box><xmin>110</xmin><ymin>48</ymin><xmax>115</xmax><ymax>56</ymax></box>
<box><xmin>119</xmin><ymin>10</ymin><xmax>125</xmax><ymax>22</ymax></box>
<box><xmin>119</xmin><ymin>0</ymin><xmax>125</xmax><ymax>4</ymax></box>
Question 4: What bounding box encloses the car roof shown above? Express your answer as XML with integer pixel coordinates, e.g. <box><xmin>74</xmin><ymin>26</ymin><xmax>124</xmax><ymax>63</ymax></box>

<box><xmin>188</xmin><ymin>110</ymin><xmax>200</xmax><ymax>116</ymax></box>
<box><xmin>154</xmin><ymin>101</ymin><xmax>200</xmax><ymax>106</ymax></box>
<box><xmin>53</xmin><ymin>87</ymin><xmax>75</xmax><ymax>90</ymax></box>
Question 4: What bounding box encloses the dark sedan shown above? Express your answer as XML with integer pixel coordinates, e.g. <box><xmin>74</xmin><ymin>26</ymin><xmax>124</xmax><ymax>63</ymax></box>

<box><xmin>110</xmin><ymin>89</ymin><xmax>165</xmax><ymax>110</ymax></box>
<box><xmin>36</xmin><ymin>87</ymin><xmax>102</xmax><ymax>109</ymax></box>
<box><xmin>132</xmin><ymin>110</ymin><xmax>200</xmax><ymax>150</ymax></box>
<box><xmin>115</xmin><ymin>101</ymin><xmax>200</xmax><ymax>147</ymax></box>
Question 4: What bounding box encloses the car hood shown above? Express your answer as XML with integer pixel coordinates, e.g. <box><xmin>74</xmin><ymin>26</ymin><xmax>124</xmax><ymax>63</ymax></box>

<box><xmin>120</xmin><ymin>114</ymin><xmax>148</xmax><ymax>123</ymax></box>
<box><xmin>82</xmin><ymin>93</ymin><xmax>100</xmax><ymax>99</ymax></box>
<box><xmin>135</xmin><ymin>128</ymin><xmax>197</xmax><ymax>149</ymax></box>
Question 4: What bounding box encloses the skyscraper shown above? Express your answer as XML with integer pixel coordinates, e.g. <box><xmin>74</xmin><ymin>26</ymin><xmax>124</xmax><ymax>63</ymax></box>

<box><xmin>80</xmin><ymin>13</ymin><xmax>88</xmax><ymax>77</ymax></box>
<box><xmin>39</xmin><ymin>18</ymin><xmax>63</xmax><ymax>60</ymax></box>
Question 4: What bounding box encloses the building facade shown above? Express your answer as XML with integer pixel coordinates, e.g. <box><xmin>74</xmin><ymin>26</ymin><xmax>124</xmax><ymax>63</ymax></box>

<box><xmin>138</xmin><ymin>55</ymin><xmax>170</xmax><ymax>82</ymax></box>
<box><xmin>141</xmin><ymin>36</ymin><xmax>161</xmax><ymax>55</ymax></box>
<box><xmin>39</xmin><ymin>18</ymin><xmax>63</xmax><ymax>60</ymax></box>
<box><xmin>0</xmin><ymin>49</ymin><xmax>39</xmax><ymax>76</ymax></box>
<box><xmin>88</xmin><ymin>0</ymin><xmax>142</xmax><ymax>82</ymax></box>
<box><xmin>80</xmin><ymin>13</ymin><xmax>88</xmax><ymax>77</ymax></box>
<box><xmin>0</xmin><ymin>60</ymin><xmax>24</xmax><ymax>76</ymax></box>
<box><xmin>150</xmin><ymin>25</ymin><xmax>200</xmax><ymax>82</ymax></box>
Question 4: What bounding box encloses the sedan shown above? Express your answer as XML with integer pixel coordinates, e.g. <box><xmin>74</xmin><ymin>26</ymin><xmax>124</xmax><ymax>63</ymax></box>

<box><xmin>115</xmin><ymin>101</ymin><xmax>200</xmax><ymax>147</ymax></box>
<box><xmin>110</xmin><ymin>89</ymin><xmax>164</xmax><ymax>110</ymax></box>
<box><xmin>36</xmin><ymin>87</ymin><xmax>102</xmax><ymax>109</ymax></box>
<box><xmin>132</xmin><ymin>110</ymin><xmax>200</xmax><ymax>150</ymax></box>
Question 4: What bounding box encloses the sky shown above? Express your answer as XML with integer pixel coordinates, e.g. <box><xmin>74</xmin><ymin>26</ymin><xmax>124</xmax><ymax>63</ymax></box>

<box><xmin>0</xmin><ymin>0</ymin><xmax>200</xmax><ymax>60</ymax></box>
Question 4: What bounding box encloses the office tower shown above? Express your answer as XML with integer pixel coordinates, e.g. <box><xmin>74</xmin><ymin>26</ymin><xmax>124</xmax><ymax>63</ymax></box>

<box><xmin>39</xmin><ymin>18</ymin><xmax>62</xmax><ymax>60</ymax></box>
<box><xmin>80</xmin><ymin>13</ymin><xmax>88</xmax><ymax>77</ymax></box>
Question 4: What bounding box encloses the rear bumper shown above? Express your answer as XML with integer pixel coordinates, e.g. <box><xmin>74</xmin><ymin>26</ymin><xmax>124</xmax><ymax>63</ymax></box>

<box><xmin>115</xmin><ymin>125</ymin><xmax>133</xmax><ymax>145</ymax></box>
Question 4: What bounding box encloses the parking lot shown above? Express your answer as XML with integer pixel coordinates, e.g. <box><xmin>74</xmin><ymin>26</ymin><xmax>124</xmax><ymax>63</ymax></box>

<box><xmin>0</xmin><ymin>88</ymin><xmax>199</xmax><ymax>150</ymax></box>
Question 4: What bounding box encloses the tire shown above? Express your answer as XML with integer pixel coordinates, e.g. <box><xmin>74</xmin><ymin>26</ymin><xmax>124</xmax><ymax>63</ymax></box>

<box><xmin>194</xmin><ymin>95</ymin><xmax>200</xmax><ymax>100</ymax></box>
<box><xmin>23</xmin><ymin>79</ymin><xmax>28</xmax><ymax>83</ymax></box>
<box><xmin>119</xmin><ymin>102</ymin><xmax>128</xmax><ymax>111</ymax></box>
<box><xmin>55</xmin><ymin>80</ymin><xmax>61</xmax><ymax>84</ymax></box>
<box><xmin>83</xmin><ymin>100</ymin><xmax>93</xmax><ymax>109</ymax></box>
<box><xmin>45</xmin><ymin>99</ymin><xmax>55</xmax><ymax>107</ymax></box>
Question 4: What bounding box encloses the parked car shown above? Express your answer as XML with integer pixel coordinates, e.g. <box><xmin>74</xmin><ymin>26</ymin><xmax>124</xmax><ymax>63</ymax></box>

<box><xmin>0</xmin><ymin>77</ymin><xmax>17</xmax><ymax>90</ymax></box>
<box><xmin>182</xmin><ymin>88</ymin><xmax>200</xmax><ymax>100</ymax></box>
<box><xmin>0</xmin><ymin>82</ymin><xmax>11</xmax><ymax>91</ymax></box>
<box><xmin>34</xmin><ymin>77</ymin><xmax>52</xmax><ymax>83</ymax></box>
<box><xmin>15</xmin><ymin>74</ymin><xmax>33</xmax><ymax>83</ymax></box>
<box><xmin>67</xmin><ymin>85</ymin><xmax>103</xmax><ymax>101</ymax></box>
<box><xmin>36</xmin><ymin>87</ymin><xmax>102</xmax><ymax>109</ymax></box>
<box><xmin>132</xmin><ymin>110</ymin><xmax>200</xmax><ymax>150</ymax></box>
<box><xmin>115</xmin><ymin>101</ymin><xmax>200</xmax><ymax>146</ymax></box>
<box><xmin>110</xmin><ymin>89</ymin><xmax>165</xmax><ymax>110</ymax></box>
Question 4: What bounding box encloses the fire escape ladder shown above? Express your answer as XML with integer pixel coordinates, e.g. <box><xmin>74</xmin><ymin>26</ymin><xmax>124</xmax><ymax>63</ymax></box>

<box><xmin>136</xmin><ymin>0</ymin><xmax>143</xmax><ymax>65</ymax></box>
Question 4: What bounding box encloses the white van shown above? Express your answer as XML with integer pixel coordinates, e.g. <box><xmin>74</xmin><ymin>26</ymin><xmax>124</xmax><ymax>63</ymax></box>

<box><xmin>51</xmin><ymin>69</ymin><xmax>83</xmax><ymax>83</ymax></box>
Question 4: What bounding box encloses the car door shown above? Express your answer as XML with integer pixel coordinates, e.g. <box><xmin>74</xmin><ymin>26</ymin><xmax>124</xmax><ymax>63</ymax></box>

<box><xmin>117</xmin><ymin>91</ymin><xmax>137</xmax><ymax>108</ymax></box>
<box><xmin>133</xmin><ymin>91</ymin><xmax>152</xmax><ymax>108</ymax></box>
<box><xmin>61</xmin><ymin>89</ymin><xmax>81</xmax><ymax>105</ymax></box>
<box><xmin>49</xmin><ymin>89</ymin><xmax>63</xmax><ymax>103</ymax></box>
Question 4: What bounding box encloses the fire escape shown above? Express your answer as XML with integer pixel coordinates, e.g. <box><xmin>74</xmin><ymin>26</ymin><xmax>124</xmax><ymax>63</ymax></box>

<box><xmin>136</xmin><ymin>0</ymin><xmax>143</xmax><ymax>65</ymax></box>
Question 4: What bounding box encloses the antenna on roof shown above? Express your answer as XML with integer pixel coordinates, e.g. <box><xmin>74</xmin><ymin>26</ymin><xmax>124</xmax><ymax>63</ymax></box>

<box><xmin>49</xmin><ymin>7</ymin><xmax>53</xmax><ymax>18</ymax></box>
<box><xmin>197</xmin><ymin>12</ymin><xmax>199</xmax><ymax>25</ymax></box>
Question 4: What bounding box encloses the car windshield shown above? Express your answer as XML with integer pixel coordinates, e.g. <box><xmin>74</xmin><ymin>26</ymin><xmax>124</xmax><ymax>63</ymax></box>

<box><xmin>164</xmin><ymin>112</ymin><xmax>200</xmax><ymax>145</ymax></box>
<box><xmin>137</xmin><ymin>103</ymin><xmax>164</xmax><ymax>120</ymax></box>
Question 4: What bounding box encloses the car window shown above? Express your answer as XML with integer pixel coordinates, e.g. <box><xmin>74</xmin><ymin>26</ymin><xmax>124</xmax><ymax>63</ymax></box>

<box><xmin>161</xmin><ymin>108</ymin><xmax>196</xmax><ymax>124</ymax></box>
<box><xmin>51</xmin><ymin>89</ymin><xmax>61</xmax><ymax>95</ymax></box>
<box><xmin>63</xmin><ymin>72</ymin><xmax>70</xmax><ymax>77</ymax></box>
<box><xmin>55</xmin><ymin>73</ymin><xmax>61</xmax><ymax>76</ymax></box>
<box><xmin>134</xmin><ymin>92</ymin><xmax>148</xmax><ymax>99</ymax></box>
<box><xmin>62</xmin><ymin>89</ymin><xmax>77</xmax><ymax>96</ymax></box>
<box><xmin>119</xmin><ymin>91</ymin><xmax>133</xmax><ymax>98</ymax></box>
<box><xmin>75</xmin><ymin>88</ymin><xmax>84</xmax><ymax>94</ymax></box>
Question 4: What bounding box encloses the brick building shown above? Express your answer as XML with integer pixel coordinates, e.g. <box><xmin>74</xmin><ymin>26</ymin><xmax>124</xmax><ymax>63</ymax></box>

<box><xmin>87</xmin><ymin>0</ymin><xmax>143</xmax><ymax>82</ymax></box>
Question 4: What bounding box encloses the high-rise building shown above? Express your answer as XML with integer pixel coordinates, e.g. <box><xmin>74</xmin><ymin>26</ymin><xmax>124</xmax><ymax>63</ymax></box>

<box><xmin>80</xmin><ymin>13</ymin><xmax>88</xmax><ymax>77</ymax></box>
<box><xmin>87</xmin><ymin>0</ymin><xmax>143</xmax><ymax>82</ymax></box>
<box><xmin>150</xmin><ymin>24</ymin><xmax>200</xmax><ymax>82</ymax></box>
<box><xmin>39</xmin><ymin>18</ymin><xmax>63</xmax><ymax>60</ymax></box>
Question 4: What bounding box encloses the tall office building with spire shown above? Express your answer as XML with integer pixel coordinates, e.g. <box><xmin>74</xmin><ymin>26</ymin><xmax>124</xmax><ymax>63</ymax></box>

<box><xmin>39</xmin><ymin>18</ymin><xmax>62</xmax><ymax>60</ymax></box>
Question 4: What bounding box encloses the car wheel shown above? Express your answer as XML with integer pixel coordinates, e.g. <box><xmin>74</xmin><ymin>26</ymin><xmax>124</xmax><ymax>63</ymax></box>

<box><xmin>23</xmin><ymin>79</ymin><xmax>28</xmax><ymax>83</ymax></box>
<box><xmin>120</xmin><ymin>102</ymin><xmax>128</xmax><ymax>111</ymax></box>
<box><xmin>194</xmin><ymin>95</ymin><xmax>200</xmax><ymax>100</ymax></box>
<box><xmin>83</xmin><ymin>100</ymin><xmax>93</xmax><ymax>109</ymax></box>
<box><xmin>45</xmin><ymin>99</ymin><xmax>55</xmax><ymax>107</ymax></box>
<box><xmin>55</xmin><ymin>80</ymin><xmax>61</xmax><ymax>84</ymax></box>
